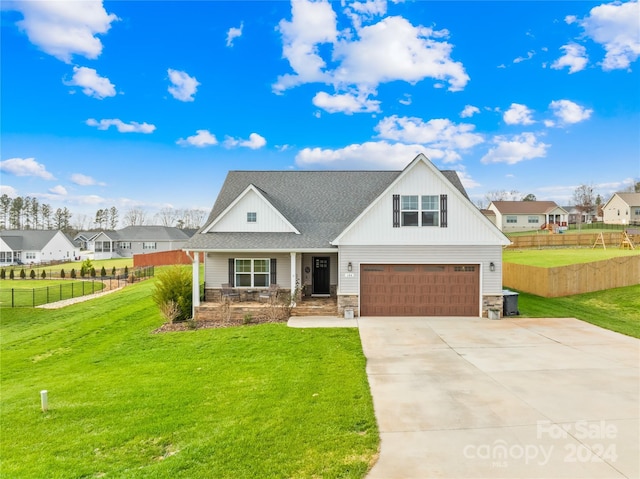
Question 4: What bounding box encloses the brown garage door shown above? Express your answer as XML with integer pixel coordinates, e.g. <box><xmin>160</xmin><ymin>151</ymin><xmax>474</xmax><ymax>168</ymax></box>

<box><xmin>360</xmin><ymin>264</ymin><xmax>479</xmax><ymax>316</ymax></box>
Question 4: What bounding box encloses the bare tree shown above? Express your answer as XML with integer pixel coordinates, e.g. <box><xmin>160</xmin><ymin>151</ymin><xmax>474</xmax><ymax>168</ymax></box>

<box><xmin>484</xmin><ymin>190</ymin><xmax>521</xmax><ymax>205</ymax></box>
<box><xmin>123</xmin><ymin>207</ymin><xmax>147</xmax><ymax>226</ymax></box>
<box><xmin>73</xmin><ymin>214</ymin><xmax>92</xmax><ymax>231</ymax></box>
<box><xmin>176</xmin><ymin>208</ymin><xmax>207</xmax><ymax>229</ymax></box>
<box><xmin>155</xmin><ymin>207</ymin><xmax>177</xmax><ymax>227</ymax></box>
<box><xmin>573</xmin><ymin>184</ymin><xmax>595</xmax><ymax>228</ymax></box>
<box><xmin>109</xmin><ymin>206</ymin><xmax>119</xmax><ymax>229</ymax></box>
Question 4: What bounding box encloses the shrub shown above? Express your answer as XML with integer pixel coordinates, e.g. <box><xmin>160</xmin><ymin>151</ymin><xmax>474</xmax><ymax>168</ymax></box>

<box><xmin>0</xmin><ymin>269</ymin><xmax>5</xmax><ymax>279</ymax></box>
<box><xmin>100</xmin><ymin>266</ymin><xmax>107</xmax><ymax>278</ymax></box>
<box><xmin>30</xmin><ymin>269</ymin><xmax>36</xmax><ymax>279</ymax></box>
<box><xmin>111</xmin><ymin>266</ymin><xmax>117</xmax><ymax>276</ymax></box>
<box><xmin>90</xmin><ymin>267</ymin><xmax>96</xmax><ymax>278</ymax></box>
<box><xmin>20</xmin><ymin>269</ymin><xmax>26</xmax><ymax>279</ymax></box>
<box><xmin>152</xmin><ymin>266</ymin><xmax>192</xmax><ymax>322</ymax></box>
<box><xmin>41</xmin><ymin>270</ymin><xmax>47</xmax><ymax>279</ymax></box>
<box><xmin>70</xmin><ymin>268</ymin><xmax>76</xmax><ymax>279</ymax></box>
<box><xmin>60</xmin><ymin>269</ymin><xmax>65</xmax><ymax>279</ymax></box>
<box><xmin>124</xmin><ymin>266</ymin><xmax>129</xmax><ymax>278</ymax></box>
<box><xmin>9</xmin><ymin>269</ymin><xmax>14</xmax><ymax>280</ymax></box>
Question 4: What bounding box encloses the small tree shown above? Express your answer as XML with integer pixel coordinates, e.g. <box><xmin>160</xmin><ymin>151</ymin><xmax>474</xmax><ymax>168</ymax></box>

<box><xmin>124</xmin><ymin>266</ymin><xmax>129</xmax><ymax>278</ymax></box>
<box><xmin>111</xmin><ymin>266</ymin><xmax>117</xmax><ymax>276</ymax></box>
<box><xmin>80</xmin><ymin>265</ymin><xmax>87</xmax><ymax>278</ymax></box>
<box><xmin>151</xmin><ymin>266</ymin><xmax>193</xmax><ymax>322</ymax></box>
<box><xmin>30</xmin><ymin>269</ymin><xmax>36</xmax><ymax>279</ymax></box>
<box><xmin>0</xmin><ymin>269</ymin><xmax>5</xmax><ymax>279</ymax></box>
<box><xmin>70</xmin><ymin>268</ymin><xmax>77</xmax><ymax>279</ymax></box>
<box><xmin>90</xmin><ymin>267</ymin><xmax>96</xmax><ymax>278</ymax></box>
<box><xmin>100</xmin><ymin>266</ymin><xmax>107</xmax><ymax>278</ymax></box>
<box><xmin>41</xmin><ymin>270</ymin><xmax>47</xmax><ymax>279</ymax></box>
<box><xmin>60</xmin><ymin>269</ymin><xmax>66</xmax><ymax>279</ymax></box>
<box><xmin>9</xmin><ymin>269</ymin><xmax>15</xmax><ymax>280</ymax></box>
<box><xmin>20</xmin><ymin>269</ymin><xmax>26</xmax><ymax>279</ymax></box>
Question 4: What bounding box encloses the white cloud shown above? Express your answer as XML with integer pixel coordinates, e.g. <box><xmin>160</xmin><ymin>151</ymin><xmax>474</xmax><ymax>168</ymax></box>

<box><xmin>86</xmin><ymin>118</ymin><xmax>156</xmax><ymax>133</ymax></box>
<box><xmin>295</xmin><ymin>141</ymin><xmax>429</xmax><ymax>169</ymax></box>
<box><xmin>274</xmin><ymin>0</ymin><xmax>338</xmax><ymax>93</ymax></box>
<box><xmin>480</xmin><ymin>133</ymin><xmax>549</xmax><ymax>165</ymax></box>
<box><xmin>312</xmin><ymin>91</ymin><xmax>381</xmax><ymax>114</ymax></box>
<box><xmin>0</xmin><ymin>157</ymin><xmax>55</xmax><ymax>180</ymax></box>
<box><xmin>71</xmin><ymin>173</ymin><xmax>104</xmax><ymax>186</ymax></box>
<box><xmin>167</xmin><ymin>69</ymin><xmax>200</xmax><ymax>102</ymax></box>
<box><xmin>10</xmin><ymin>0</ymin><xmax>118</xmax><ymax>63</ymax></box>
<box><xmin>65</xmin><ymin>66</ymin><xmax>116</xmax><ymax>99</ymax></box>
<box><xmin>455</xmin><ymin>169</ymin><xmax>481</xmax><ymax>189</ymax></box>
<box><xmin>548</xmin><ymin>99</ymin><xmax>593</xmax><ymax>125</ymax></box>
<box><xmin>0</xmin><ymin>184</ymin><xmax>18</xmax><ymax>197</ymax></box>
<box><xmin>375</xmin><ymin>116</ymin><xmax>484</xmax><ymax>152</ymax></box>
<box><xmin>503</xmin><ymin>103</ymin><xmax>535</xmax><ymax>125</ymax></box>
<box><xmin>274</xmin><ymin>1</ymin><xmax>469</xmax><ymax>108</ymax></box>
<box><xmin>579</xmin><ymin>0</ymin><xmax>640</xmax><ymax>71</ymax></box>
<box><xmin>399</xmin><ymin>94</ymin><xmax>412</xmax><ymax>106</ymax></box>
<box><xmin>460</xmin><ymin>105</ymin><xmax>480</xmax><ymax>118</ymax></box>
<box><xmin>226</xmin><ymin>22</ymin><xmax>243</xmax><ymax>47</ymax></box>
<box><xmin>513</xmin><ymin>50</ymin><xmax>535</xmax><ymax>63</ymax></box>
<box><xmin>332</xmin><ymin>16</ymin><xmax>469</xmax><ymax>92</ymax></box>
<box><xmin>177</xmin><ymin>130</ymin><xmax>218</xmax><ymax>147</ymax></box>
<box><xmin>224</xmin><ymin>133</ymin><xmax>267</xmax><ymax>150</ymax></box>
<box><xmin>551</xmin><ymin>43</ymin><xmax>588</xmax><ymax>73</ymax></box>
<box><xmin>49</xmin><ymin>185</ymin><xmax>68</xmax><ymax>195</ymax></box>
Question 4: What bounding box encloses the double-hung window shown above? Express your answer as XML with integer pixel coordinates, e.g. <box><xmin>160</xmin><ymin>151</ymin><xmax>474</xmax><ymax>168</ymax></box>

<box><xmin>235</xmin><ymin>259</ymin><xmax>270</xmax><ymax>287</ymax></box>
<box><xmin>401</xmin><ymin>195</ymin><xmax>439</xmax><ymax>227</ymax></box>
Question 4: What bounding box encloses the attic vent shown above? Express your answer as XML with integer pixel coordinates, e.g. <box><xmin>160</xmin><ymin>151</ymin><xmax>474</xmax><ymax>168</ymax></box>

<box><xmin>247</xmin><ymin>212</ymin><xmax>257</xmax><ymax>223</ymax></box>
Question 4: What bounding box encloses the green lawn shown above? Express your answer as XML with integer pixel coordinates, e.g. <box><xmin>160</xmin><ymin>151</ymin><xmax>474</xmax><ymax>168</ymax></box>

<box><xmin>0</xmin><ymin>279</ymin><xmax>378</xmax><ymax>478</ymax></box>
<box><xmin>503</xmin><ymin>247</ymin><xmax>639</xmax><ymax>267</ymax></box>
<box><xmin>516</xmin><ymin>284</ymin><xmax>640</xmax><ymax>339</ymax></box>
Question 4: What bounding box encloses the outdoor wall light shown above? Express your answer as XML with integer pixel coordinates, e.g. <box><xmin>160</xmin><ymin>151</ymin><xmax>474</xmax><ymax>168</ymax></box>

<box><xmin>347</xmin><ymin>262</ymin><xmax>353</xmax><ymax>272</ymax></box>
<box><xmin>489</xmin><ymin>262</ymin><xmax>496</xmax><ymax>272</ymax></box>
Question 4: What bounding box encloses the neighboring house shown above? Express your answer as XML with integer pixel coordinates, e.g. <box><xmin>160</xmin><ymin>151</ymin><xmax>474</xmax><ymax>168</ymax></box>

<box><xmin>563</xmin><ymin>205</ymin><xmax>597</xmax><ymax>225</ymax></box>
<box><xmin>184</xmin><ymin>154</ymin><xmax>511</xmax><ymax>318</ymax></box>
<box><xmin>487</xmin><ymin>201</ymin><xmax>568</xmax><ymax>233</ymax></box>
<box><xmin>75</xmin><ymin>226</ymin><xmax>193</xmax><ymax>260</ymax></box>
<box><xmin>602</xmin><ymin>192</ymin><xmax>640</xmax><ymax>225</ymax></box>
<box><xmin>0</xmin><ymin>230</ymin><xmax>79</xmax><ymax>265</ymax></box>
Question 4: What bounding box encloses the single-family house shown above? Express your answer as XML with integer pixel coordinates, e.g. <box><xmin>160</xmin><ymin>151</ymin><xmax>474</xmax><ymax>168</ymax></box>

<box><xmin>487</xmin><ymin>201</ymin><xmax>568</xmax><ymax>233</ymax></box>
<box><xmin>602</xmin><ymin>193</ymin><xmax>640</xmax><ymax>226</ymax></box>
<box><xmin>184</xmin><ymin>154</ymin><xmax>511</xmax><ymax>318</ymax></box>
<box><xmin>0</xmin><ymin>230</ymin><xmax>79</xmax><ymax>265</ymax></box>
<box><xmin>75</xmin><ymin>226</ymin><xmax>193</xmax><ymax>259</ymax></box>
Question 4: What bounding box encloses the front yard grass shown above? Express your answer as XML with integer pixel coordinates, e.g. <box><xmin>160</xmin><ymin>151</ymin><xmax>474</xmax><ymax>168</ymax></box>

<box><xmin>1</xmin><ymin>280</ymin><xmax>378</xmax><ymax>478</ymax></box>
<box><xmin>503</xmin><ymin>247</ymin><xmax>639</xmax><ymax>267</ymax></box>
<box><xmin>516</xmin><ymin>284</ymin><xmax>640</xmax><ymax>339</ymax></box>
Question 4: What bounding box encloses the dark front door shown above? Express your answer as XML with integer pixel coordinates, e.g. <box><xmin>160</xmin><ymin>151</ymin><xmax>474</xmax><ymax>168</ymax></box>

<box><xmin>312</xmin><ymin>256</ymin><xmax>330</xmax><ymax>295</ymax></box>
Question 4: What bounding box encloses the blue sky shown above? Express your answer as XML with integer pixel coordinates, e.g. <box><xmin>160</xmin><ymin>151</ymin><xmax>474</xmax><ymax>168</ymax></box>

<box><xmin>1</xmin><ymin>0</ymin><xmax>639</xmax><ymax>227</ymax></box>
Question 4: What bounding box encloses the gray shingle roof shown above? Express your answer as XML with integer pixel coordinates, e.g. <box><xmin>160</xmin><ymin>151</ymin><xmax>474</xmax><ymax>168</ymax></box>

<box><xmin>186</xmin><ymin>168</ymin><xmax>468</xmax><ymax>251</ymax></box>
<box><xmin>112</xmin><ymin>226</ymin><xmax>191</xmax><ymax>241</ymax></box>
<box><xmin>0</xmin><ymin>230</ymin><xmax>59</xmax><ymax>250</ymax></box>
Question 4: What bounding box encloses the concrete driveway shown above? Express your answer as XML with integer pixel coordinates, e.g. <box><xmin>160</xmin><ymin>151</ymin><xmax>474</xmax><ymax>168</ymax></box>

<box><xmin>359</xmin><ymin>317</ymin><xmax>640</xmax><ymax>479</ymax></box>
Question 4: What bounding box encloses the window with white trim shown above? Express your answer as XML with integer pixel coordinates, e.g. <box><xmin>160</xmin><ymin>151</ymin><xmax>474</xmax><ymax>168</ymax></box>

<box><xmin>506</xmin><ymin>216</ymin><xmax>517</xmax><ymax>224</ymax></box>
<box><xmin>401</xmin><ymin>195</ymin><xmax>439</xmax><ymax>227</ymax></box>
<box><xmin>143</xmin><ymin>242</ymin><xmax>157</xmax><ymax>250</ymax></box>
<box><xmin>25</xmin><ymin>252</ymin><xmax>36</xmax><ymax>260</ymax></box>
<box><xmin>235</xmin><ymin>258</ymin><xmax>270</xmax><ymax>287</ymax></box>
<box><xmin>528</xmin><ymin>216</ymin><xmax>539</xmax><ymax>224</ymax></box>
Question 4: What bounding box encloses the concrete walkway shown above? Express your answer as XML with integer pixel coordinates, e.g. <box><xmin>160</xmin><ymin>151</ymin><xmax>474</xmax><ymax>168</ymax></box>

<box><xmin>358</xmin><ymin>317</ymin><xmax>640</xmax><ymax>479</ymax></box>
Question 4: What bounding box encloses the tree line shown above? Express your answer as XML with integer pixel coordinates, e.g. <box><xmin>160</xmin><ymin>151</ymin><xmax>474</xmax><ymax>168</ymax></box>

<box><xmin>0</xmin><ymin>194</ymin><xmax>208</xmax><ymax>233</ymax></box>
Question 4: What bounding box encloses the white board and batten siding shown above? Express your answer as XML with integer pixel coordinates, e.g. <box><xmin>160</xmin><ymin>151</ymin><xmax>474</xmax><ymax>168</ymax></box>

<box><xmin>207</xmin><ymin>188</ymin><xmax>297</xmax><ymax>233</ymax></box>
<box><xmin>334</xmin><ymin>160</ymin><xmax>508</xmax><ymax>247</ymax></box>
<box><xmin>338</xmin><ymin>245</ymin><xmax>504</xmax><ymax>296</ymax></box>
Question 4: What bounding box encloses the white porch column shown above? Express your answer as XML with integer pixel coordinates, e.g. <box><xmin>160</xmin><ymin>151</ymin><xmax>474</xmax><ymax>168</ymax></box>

<box><xmin>290</xmin><ymin>252</ymin><xmax>297</xmax><ymax>299</ymax></box>
<box><xmin>190</xmin><ymin>251</ymin><xmax>200</xmax><ymax>317</ymax></box>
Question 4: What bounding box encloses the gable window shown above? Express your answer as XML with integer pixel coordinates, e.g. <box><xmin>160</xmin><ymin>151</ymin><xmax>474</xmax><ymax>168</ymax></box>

<box><xmin>400</xmin><ymin>195</ymin><xmax>440</xmax><ymax>227</ymax></box>
<box><xmin>528</xmin><ymin>216</ymin><xmax>539</xmax><ymax>224</ymax></box>
<box><xmin>506</xmin><ymin>216</ymin><xmax>517</xmax><ymax>224</ymax></box>
<box><xmin>247</xmin><ymin>212</ymin><xmax>257</xmax><ymax>223</ymax></box>
<box><xmin>235</xmin><ymin>258</ymin><xmax>270</xmax><ymax>287</ymax></box>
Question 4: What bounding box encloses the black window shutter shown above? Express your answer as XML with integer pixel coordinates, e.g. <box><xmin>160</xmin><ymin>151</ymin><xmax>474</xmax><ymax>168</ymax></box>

<box><xmin>270</xmin><ymin>258</ymin><xmax>277</xmax><ymax>285</ymax></box>
<box><xmin>228</xmin><ymin>258</ymin><xmax>235</xmax><ymax>286</ymax></box>
<box><xmin>392</xmin><ymin>194</ymin><xmax>400</xmax><ymax>227</ymax></box>
<box><xmin>440</xmin><ymin>194</ymin><xmax>448</xmax><ymax>228</ymax></box>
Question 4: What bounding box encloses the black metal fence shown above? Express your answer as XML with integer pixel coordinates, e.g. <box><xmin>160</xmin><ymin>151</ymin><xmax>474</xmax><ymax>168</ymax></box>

<box><xmin>0</xmin><ymin>266</ymin><xmax>154</xmax><ymax>308</ymax></box>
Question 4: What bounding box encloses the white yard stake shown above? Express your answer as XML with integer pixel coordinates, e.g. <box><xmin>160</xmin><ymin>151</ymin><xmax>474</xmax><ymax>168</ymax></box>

<box><xmin>41</xmin><ymin>390</ymin><xmax>48</xmax><ymax>412</ymax></box>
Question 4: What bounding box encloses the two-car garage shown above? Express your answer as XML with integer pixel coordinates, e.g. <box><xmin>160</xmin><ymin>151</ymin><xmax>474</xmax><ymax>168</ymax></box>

<box><xmin>359</xmin><ymin>264</ymin><xmax>480</xmax><ymax>316</ymax></box>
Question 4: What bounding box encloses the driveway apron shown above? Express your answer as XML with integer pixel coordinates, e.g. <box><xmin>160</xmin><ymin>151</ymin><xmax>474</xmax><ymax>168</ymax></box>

<box><xmin>359</xmin><ymin>317</ymin><xmax>640</xmax><ymax>479</ymax></box>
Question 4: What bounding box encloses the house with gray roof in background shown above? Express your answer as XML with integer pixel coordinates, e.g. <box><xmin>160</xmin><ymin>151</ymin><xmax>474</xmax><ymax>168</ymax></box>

<box><xmin>75</xmin><ymin>226</ymin><xmax>194</xmax><ymax>260</ymax></box>
<box><xmin>184</xmin><ymin>154</ymin><xmax>511</xmax><ymax>318</ymax></box>
<box><xmin>0</xmin><ymin>230</ymin><xmax>79</xmax><ymax>265</ymax></box>
<box><xmin>602</xmin><ymin>192</ymin><xmax>640</xmax><ymax>226</ymax></box>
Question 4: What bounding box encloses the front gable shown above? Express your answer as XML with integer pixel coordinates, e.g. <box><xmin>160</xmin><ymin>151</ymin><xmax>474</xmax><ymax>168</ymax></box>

<box><xmin>333</xmin><ymin>154</ymin><xmax>509</xmax><ymax>246</ymax></box>
<box><xmin>203</xmin><ymin>184</ymin><xmax>300</xmax><ymax>234</ymax></box>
